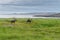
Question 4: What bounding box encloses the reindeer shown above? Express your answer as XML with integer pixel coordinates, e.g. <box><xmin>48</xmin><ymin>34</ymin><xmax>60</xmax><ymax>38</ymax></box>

<box><xmin>10</xmin><ymin>18</ymin><xmax>17</xmax><ymax>24</ymax></box>
<box><xmin>26</xmin><ymin>19</ymin><xmax>32</xmax><ymax>23</ymax></box>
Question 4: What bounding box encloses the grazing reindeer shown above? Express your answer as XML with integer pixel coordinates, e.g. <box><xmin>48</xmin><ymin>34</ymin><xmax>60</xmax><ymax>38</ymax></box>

<box><xmin>26</xmin><ymin>19</ymin><xmax>32</xmax><ymax>23</ymax></box>
<box><xmin>10</xmin><ymin>18</ymin><xmax>17</xmax><ymax>24</ymax></box>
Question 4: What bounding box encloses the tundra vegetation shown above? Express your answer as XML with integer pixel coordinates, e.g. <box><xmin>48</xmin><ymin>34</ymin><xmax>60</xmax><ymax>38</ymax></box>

<box><xmin>0</xmin><ymin>18</ymin><xmax>60</xmax><ymax>40</ymax></box>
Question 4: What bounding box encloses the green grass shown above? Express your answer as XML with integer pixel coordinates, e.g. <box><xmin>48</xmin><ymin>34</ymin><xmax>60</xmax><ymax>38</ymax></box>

<box><xmin>0</xmin><ymin>18</ymin><xmax>60</xmax><ymax>40</ymax></box>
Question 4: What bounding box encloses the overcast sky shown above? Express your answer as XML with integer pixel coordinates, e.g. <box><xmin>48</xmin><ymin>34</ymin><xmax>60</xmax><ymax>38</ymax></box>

<box><xmin>0</xmin><ymin>0</ymin><xmax>60</xmax><ymax>14</ymax></box>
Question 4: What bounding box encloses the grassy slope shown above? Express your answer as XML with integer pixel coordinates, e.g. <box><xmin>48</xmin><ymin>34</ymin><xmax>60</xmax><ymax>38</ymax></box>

<box><xmin>0</xmin><ymin>18</ymin><xmax>60</xmax><ymax>40</ymax></box>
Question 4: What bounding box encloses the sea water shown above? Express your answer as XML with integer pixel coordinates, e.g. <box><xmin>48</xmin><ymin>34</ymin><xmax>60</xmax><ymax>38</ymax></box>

<box><xmin>0</xmin><ymin>15</ymin><xmax>33</xmax><ymax>18</ymax></box>
<box><xmin>0</xmin><ymin>15</ymin><xmax>60</xmax><ymax>19</ymax></box>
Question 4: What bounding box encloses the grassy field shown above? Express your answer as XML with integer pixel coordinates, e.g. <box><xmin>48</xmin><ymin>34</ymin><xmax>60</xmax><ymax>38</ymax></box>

<box><xmin>0</xmin><ymin>18</ymin><xmax>60</xmax><ymax>40</ymax></box>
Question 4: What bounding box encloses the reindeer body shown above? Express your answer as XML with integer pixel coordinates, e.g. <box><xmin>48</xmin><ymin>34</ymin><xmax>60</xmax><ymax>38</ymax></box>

<box><xmin>10</xmin><ymin>18</ymin><xmax>16</xmax><ymax>24</ymax></box>
<box><xmin>26</xmin><ymin>19</ymin><xmax>32</xmax><ymax>23</ymax></box>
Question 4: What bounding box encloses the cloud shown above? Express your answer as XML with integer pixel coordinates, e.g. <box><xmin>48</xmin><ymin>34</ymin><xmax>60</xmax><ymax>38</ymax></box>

<box><xmin>0</xmin><ymin>0</ymin><xmax>60</xmax><ymax>6</ymax></box>
<box><xmin>0</xmin><ymin>0</ymin><xmax>60</xmax><ymax>13</ymax></box>
<box><xmin>0</xmin><ymin>0</ymin><xmax>15</xmax><ymax>4</ymax></box>
<box><xmin>0</xmin><ymin>0</ymin><xmax>34</xmax><ymax>4</ymax></box>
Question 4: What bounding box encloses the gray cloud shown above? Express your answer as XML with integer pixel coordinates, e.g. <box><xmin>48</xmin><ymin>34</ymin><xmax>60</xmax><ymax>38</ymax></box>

<box><xmin>0</xmin><ymin>0</ymin><xmax>60</xmax><ymax>6</ymax></box>
<box><xmin>0</xmin><ymin>0</ymin><xmax>60</xmax><ymax>13</ymax></box>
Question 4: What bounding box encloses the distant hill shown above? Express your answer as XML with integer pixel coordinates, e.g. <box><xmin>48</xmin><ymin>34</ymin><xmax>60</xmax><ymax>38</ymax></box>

<box><xmin>47</xmin><ymin>13</ymin><xmax>60</xmax><ymax>17</ymax></box>
<box><xmin>34</xmin><ymin>13</ymin><xmax>60</xmax><ymax>17</ymax></box>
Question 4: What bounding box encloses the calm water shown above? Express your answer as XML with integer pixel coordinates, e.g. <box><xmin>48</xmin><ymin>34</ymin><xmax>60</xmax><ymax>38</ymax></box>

<box><xmin>0</xmin><ymin>15</ymin><xmax>60</xmax><ymax>19</ymax></box>
<box><xmin>0</xmin><ymin>15</ymin><xmax>33</xmax><ymax>18</ymax></box>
